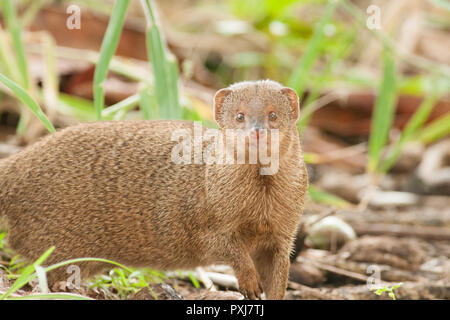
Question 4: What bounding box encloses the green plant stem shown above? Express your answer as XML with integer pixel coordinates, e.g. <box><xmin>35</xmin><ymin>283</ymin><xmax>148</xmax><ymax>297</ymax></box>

<box><xmin>415</xmin><ymin>112</ymin><xmax>450</xmax><ymax>143</ymax></box>
<box><xmin>93</xmin><ymin>0</ymin><xmax>130</xmax><ymax>120</ymax></box>
<box><xmin>0</xmin><ymin>73</ymin><xmax>55</xmax><ymax>133</ymax></box>
<box><xmin>0</xmin><ymin>26</ymin><xmax>22</xmax><ymax>82</ymax></box>
<box><xmin>288</xmin><ymin>0</ymin><xmax>337</xmax><ymax>98</ymax></box>
<box><xmin>2</xmin><ymin>0</ymin><xmax>30</xmax><ymax>88</ymax></box>
<box><xmin>380</xmin><ymin>93</ymin><xmax>439</xmax><ymax>172</ymax></box>
<box><xmin>139</xmin><ymin>86</ymin><xmax>157</xmax><ymax>119</ymax></box>
<box><xmin>8</xmin><ymin>293</ymin><xmax>93</xmax><ymax>300</ymax></box>
<box><xmin>101</xmin><ymin>93</ymin><xmax>140</xmax><ymax>119</ymax></box>
<box><xmin>368</xmin><ymin>50</ymin><xmax>397</xmax><ymax>172</ymax></box>
<box><xmin>42</xmin><ymin>33</ymin><xmax>58</xmax><ymax>118</ymax></box>
<box><xmin>297</xmin><ymin>32</ymin><xmax>355</xmax><ymax>131</ymax></box>
<box><xmin>141</xmin><ymin>0</ymin><xmax>181</xmax><ymax>119</ymax></box>
<box><xmin>20</xmin><ymin>0</ymin><xmax>50</xmax><ymax>28</ymax></box>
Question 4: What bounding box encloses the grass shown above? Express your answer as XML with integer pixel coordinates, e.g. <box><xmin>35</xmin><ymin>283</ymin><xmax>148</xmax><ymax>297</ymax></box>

<box><xmin>0</xmin><ymin>244</ymin><xmax>157</xmax><ymax>300</ymax></box>
<box><xmin>101</xmin><ymin>93</ymin><xmax>140</xmax><ymax>120</ymax></box>
<box><xmin>1</xmin><ymin>246</ymin><xmax>56</xmax><ymax>299</ymax></box>
<box><xmin>367</xmin><ymin>50</ymin><xmax>397</xmax><ymax>173</ymax></box>
<box><xmin>139</xmin><ymin>85</ymin><xmax>158</xmax><ymax>120</ymax></box>
<box><xmin>288</xmin><ymin>0</ymin><xmax>337</xmax><ymax>101</ymax></box>
<box><xmin>371</xmin><ymin>282</ymin><xmax>403</xmax><ymax>300</ymax></box>
<box><xmin>380</xmin><ymin>93</ymin><xmax>439</xmax><ymax>172</ymax></box>
<box><xmin>141</xmin><ymin>0</ymin><xmax>181</xmax><ymax>119</ymax></box>
<box><xmin>297</xmin><ymin>30</ymin><xmax>355</xmax><ymax>132</ymax></box>
<box><xmin>415</xmin><ymin>112</ymin><xmax>450</xmax><ymax>144</ymax></box>
<box><xmin>1</xmin><ymin>0</ymin><xmax>33</xmax><ymax>135</ymax></box>
<box><xmin>89</xmin><ymin>267</ymin><xmax>167</xmax><ymax>299</ymax></box>
<box><xmin>0</xmin><ymin>73</ymin><xmax>55</xmax><ymax>133</ymax></box>
<box><xmin>308</xmin><ymin>186</ymin><xmax>352</xmax><ymax>209</ymax></box>
<box><xmin>0</xmin><ymin>239</ymin><xmax>190</xmax><ymax>300</ymax></box>
<box><xmin>93</xmin><ymin>0</ymin><xmax>130</xmax><ymax>120</ymax></box>
<box><xmin>2</xmin><ymin>0</ymin><xmax>29</xmax><ymax>88</ymax></box>
<box><xmin>0</xmin><ymin>25</ymin><xmax>21</xmax><ymax>82</ymax></box>
<box><xmin>41</xmin><ymin>32</ymin><xmax>58</xmax><ymax>120</ymax></box>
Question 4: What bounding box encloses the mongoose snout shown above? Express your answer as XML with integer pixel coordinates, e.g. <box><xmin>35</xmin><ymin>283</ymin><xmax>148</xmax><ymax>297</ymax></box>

<box><xmin>0</xmin><ymin>79</ymin><xmax>308</xmax><ymax>299</ymax></box>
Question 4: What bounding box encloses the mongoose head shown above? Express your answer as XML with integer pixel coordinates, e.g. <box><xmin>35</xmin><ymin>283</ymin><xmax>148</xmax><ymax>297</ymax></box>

<box><xmin>213</xmin><ymin>80</ymin><xmax>300</xmax><ymax>162</ymax></box>
<box><xmin>213</xmin><ymin>80</ymin><xmax>299</xmax><ymax>131</ymax></box>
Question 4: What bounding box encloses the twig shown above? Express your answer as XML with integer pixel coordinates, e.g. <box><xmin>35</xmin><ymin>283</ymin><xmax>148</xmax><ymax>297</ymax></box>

<box><xmin>298</xmin><ymin>256</ymin><xmax>393</xmax><ymax>287</ymax></box>
<box><xmin>305</xmin><ymin>209</ymin><xmax>336</xmax><ymax>229</ymax></box>
<box><xmin>314</xmin><ymin>143</ymin><xmax>367</xmax><ymax>164</ymax></box>
<box><xmin>350</xmin><ymin>223</ymin><xmax>450</xmax><ymax>241</ymax></box>
<box><xmin>356</xmin><ymin>175</ymin><xmax>378</xmax><ymax>211</ymax></box>
<box><xmin>195</xmin><ymin>267</ymin><xmax>216</xmax><ymax>291</ymax></box>
<box><xmin>298</xmin><ymin>256</ymin><xmax>368</xmax><ymax>283</ymax></box>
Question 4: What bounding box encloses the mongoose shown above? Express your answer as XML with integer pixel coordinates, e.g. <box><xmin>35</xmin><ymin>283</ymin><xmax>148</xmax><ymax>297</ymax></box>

<box><xmin>0</xmin><ymin>80</ymin><xmax>308</xmax><ymax>299</ymax></box>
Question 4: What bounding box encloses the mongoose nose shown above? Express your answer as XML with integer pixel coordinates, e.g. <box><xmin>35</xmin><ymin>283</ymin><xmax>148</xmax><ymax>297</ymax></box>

<box><xmin>250</xmin><ymin>128</ymin><xmax>266</xmax><ymax>140</ymax></box>
<box><xmin>250</xmin><ymin>128</ymin><xmax>260</xmax><ymax>140</ymax></box>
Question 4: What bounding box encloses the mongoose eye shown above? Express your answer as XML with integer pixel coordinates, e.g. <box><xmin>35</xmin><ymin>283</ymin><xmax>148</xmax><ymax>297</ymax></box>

<box><xmin>236</xmin><ymin>113</ymin><xmax>245</xmax><ymax>122</ymax></box>
<box><xmin>268</xmin><ymin>111</ymin><xmax>277</xmax><ymax>121</ymax></box>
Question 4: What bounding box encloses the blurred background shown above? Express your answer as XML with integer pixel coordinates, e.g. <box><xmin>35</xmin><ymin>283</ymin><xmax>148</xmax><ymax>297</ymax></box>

<box><xmin>0</xmin><ymin>0</ymin><xmax>449</xmax><ymax>300</ymax></box>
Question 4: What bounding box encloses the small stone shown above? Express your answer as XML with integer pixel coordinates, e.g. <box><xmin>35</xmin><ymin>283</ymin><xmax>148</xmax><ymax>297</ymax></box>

<box><xmin>306</xmin><ymin>216</ymin><xmax>357</xmax><ymax>251</ymax></box>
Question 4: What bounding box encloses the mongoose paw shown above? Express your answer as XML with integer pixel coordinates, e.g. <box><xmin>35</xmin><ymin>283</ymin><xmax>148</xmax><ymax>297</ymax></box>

<box><xmin>238</xmin><ymin>277</ymin><xmax>263</xmax><ymax>300</ymax></box>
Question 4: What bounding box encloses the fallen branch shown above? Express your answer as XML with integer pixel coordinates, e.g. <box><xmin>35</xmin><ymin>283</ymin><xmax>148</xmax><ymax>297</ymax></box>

<box><xmin>350</xmin><ymin>223</ymin><xmax>450</xmax><ymax>241</ymax></box>
<box><xmin>297</xmin><ymin>256</ymin><xmax>370</xmax><ymax>283</ymax></box>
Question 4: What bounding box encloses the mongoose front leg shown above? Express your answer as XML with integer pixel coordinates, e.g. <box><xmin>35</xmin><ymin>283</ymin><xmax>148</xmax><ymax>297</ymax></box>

<box><xmin>221</xmin><ymin>241</ymin><xmax>263</xmax><ymax>299</ymax></box>
<box><xmin>233</xmin><ymin>253</ymin><xmax>263</xmax><ymax>300</ymax></box>
<box><xmin>253</xmin><ymin>246</ymin><xmax>291</xmax><ymax>299</ymax></box>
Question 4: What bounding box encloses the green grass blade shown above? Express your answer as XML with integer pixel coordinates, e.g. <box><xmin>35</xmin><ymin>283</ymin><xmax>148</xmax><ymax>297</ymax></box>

<box><xmin>146</xmin><ymin>25</ymin><xmax>169</xmax><ymax>117</ymax></box>
<box><xmin>2</xmin><ymin>0</ymin><xmax>33</xmax><ymax>135</ymax></box>
<box><xmin>8</xmin><ymin>293</ymin><xmax>93</xmax><ymax>300</ymax></box>
<box><xmin>288</xmin><ymin>0</ymin><xmax>337</xmax><ymax>98</ymax></box>
<box><xmin>303</xmin><ymin>152</ymin><xmax>320</xmax><ymax>164</ymax></box>
<box><xmin>42</xmin><ymin>33</ymin><xmax>58</xmax><ymax>118</ymax></box>
<box><xmin>58</xmin><ymin>93</ymin><xmax>96</xmax><ymax>121</ymax></box>
<box><xmin>380</xmin><ymin>93</ymin><xmax>439</xmax><ymax>172</ymax></box>
<box><xmin>0</xmin><ymin>26</ymin><xmax>22</xmax><ymax>82</ymax></box>
<box><xmin>188</xmin><ymin>272</ymin><xmax>200</xmax><ymax>289</ymax></box>
<box><xmin>297</xmin><ymin>32</ymin><xmax>355</xmax><ymax>132</ymax></box>
<box><xmin>166</xmin><ymin>54</ymin><xmax>181</xmax><ymax>118</ymax></box>
<box><xmin>44</xmin><ymin>257</ymin><xmax>134</xmax><ymax>275</ymax></box>
<box><xmin>368</xmin><ymin>50</ymin><xmax>397</xmax><ymax>172</ymax></box>
<box><xmin>308</xmin><ymin>186</ymin><xmax>352</xmax><ymax>209</ymax></box>
<box><xmin>0</xmin><ymin>73</ymin><xmax>55</xmax><ymax>133</ymax></box>
<box><xmin>1</xmin><ymin>247</ymin><xmax>55</xmax><ymax>300</ymax></box>
<box><xmin>101</xmin><ymin>93</ymin><xmax>140</xmax><ymax>119</ymax></box>
<box><xmin>9</xmin><ymin>257</ymin><xmax>135</xmax><ymax>298</ymax></box>
<box><xmin>139</xmin><ymin>86</ymin><xmax>158</xmax><ymax>119</ymax></box>
<box><xmin>141</xmin><ymin>0</ymin><xmax>181</xmax><ymax>119</ymax></box>
<box><xmin>2</xmin><ymin>0</ymin><xmax>29</xmax><ymax>88</ymax></box>
<box><xmin>415</xmin><ymin>112</ymin><xmax>450</xmax><ymax>143</ymax></box>
<box><xmin>20</xmin><ymin>0</ymin><xmax>50</xmax><ymax>28</ymax></box>
<box><xmin>93</xmin><ymin>0</ymin><xmax>130</xmax><ymax>120</ymax></box>
<box><xmin>34</xmin><ymin>265</ymin><xmax>49</xmax><ymax>294</ymax></box>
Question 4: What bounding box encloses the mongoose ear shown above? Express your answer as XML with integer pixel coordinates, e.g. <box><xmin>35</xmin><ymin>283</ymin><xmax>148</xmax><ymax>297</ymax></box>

<box><xmin>213</xmin><ymin>88</ymin><xmax>232</xmax><ymax>126</ymax></box>
<box><xmin>281</xmin><ymin>87</ymin><xmax>300</xmax><ymax>122</ymax></box>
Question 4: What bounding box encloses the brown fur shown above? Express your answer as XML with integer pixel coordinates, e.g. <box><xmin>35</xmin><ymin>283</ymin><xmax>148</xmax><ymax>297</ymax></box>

<box><xmin>0</xmin><ymin>80</ymin><xmax>308</xmax><ymax>299</ymax></box>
